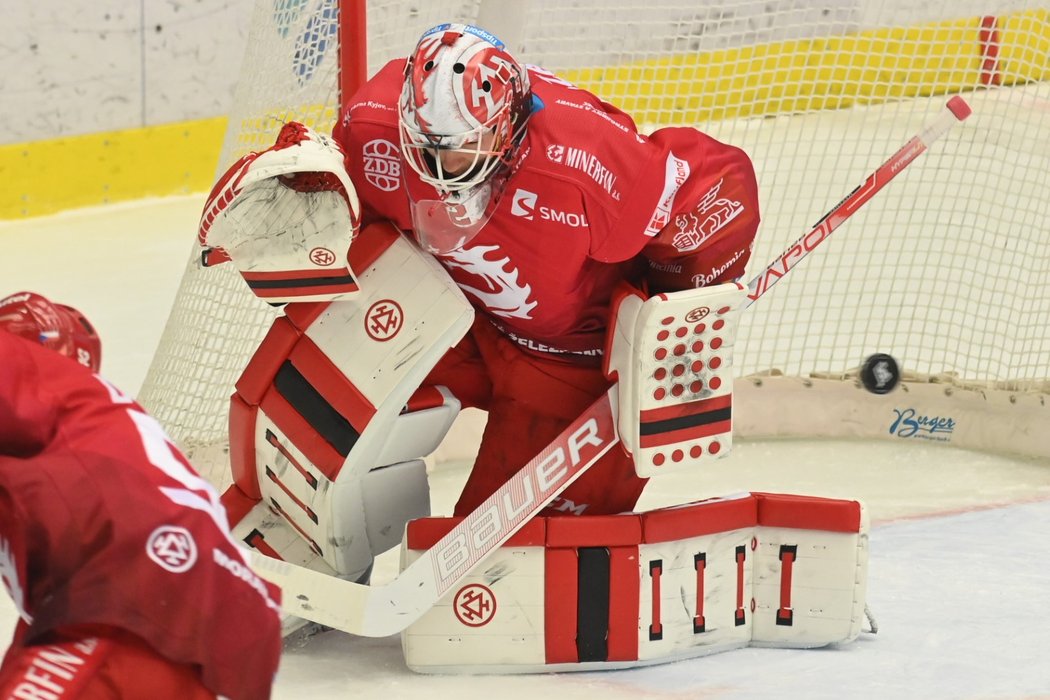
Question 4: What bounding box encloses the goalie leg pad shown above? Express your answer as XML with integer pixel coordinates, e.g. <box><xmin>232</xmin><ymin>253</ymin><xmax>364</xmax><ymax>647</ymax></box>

<box><xmin>604</xmin><ymin>281</ymin><xmax>749</xmax><ymax>477</ymax></box>
<box><xmin>400</xmin><ymin>492</ymin><xmax>868</xmax><ymax>674</ymax></box>
<box><xmin>227</xmin><ymin>222</ymin><xmax>473</xmax><ymax>578</ymax></box>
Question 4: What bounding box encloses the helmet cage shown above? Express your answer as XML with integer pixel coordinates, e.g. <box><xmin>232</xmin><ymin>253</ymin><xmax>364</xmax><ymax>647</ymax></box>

<box><xmin>399</xmin><ymin>109</ymin><xmax>512</xmax><ymax>193</ymax></box>
<box><xmin>398</xmin><ymin>23</ymin><xmax>530</xmax><ymax>194</ymax></box>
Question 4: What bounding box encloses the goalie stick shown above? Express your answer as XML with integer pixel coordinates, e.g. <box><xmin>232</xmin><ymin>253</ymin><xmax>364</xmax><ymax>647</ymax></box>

<box><xmin>247</xmin><ymin>96</ymin><xmax>972</xmax><ymax>638</ymax></box>
<box><xmin>745</xmin><ymin>95</ymin><xmax>973</xmax><ymax>307</ymax></box>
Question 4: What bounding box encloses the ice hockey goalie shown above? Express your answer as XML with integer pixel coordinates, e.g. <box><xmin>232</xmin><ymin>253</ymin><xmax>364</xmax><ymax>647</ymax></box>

<box><xmin>199</xmin><ymin>122</ymin><xmax>474</xmax><ymax>633</ymax></box>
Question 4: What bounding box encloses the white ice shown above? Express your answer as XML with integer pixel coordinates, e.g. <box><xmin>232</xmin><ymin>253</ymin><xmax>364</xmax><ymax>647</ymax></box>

<box><xmin>2</xmin><ymin>196</ymin><xmax>1049</xmax><ymax>699</ymax></box>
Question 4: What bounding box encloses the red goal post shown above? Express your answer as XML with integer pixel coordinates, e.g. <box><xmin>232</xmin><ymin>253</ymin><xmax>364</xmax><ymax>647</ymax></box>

<box><xmin>138</xmin><ymin>0</ymin><xmax>1050</xmax><ymax>489</ymax></box>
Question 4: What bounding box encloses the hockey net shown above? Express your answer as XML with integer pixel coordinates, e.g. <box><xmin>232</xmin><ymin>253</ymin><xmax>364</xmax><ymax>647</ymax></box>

<box><xmin>138</xmin><ymin>0</ymin><xmax>1050</xmax><ymax>489</ymax></box>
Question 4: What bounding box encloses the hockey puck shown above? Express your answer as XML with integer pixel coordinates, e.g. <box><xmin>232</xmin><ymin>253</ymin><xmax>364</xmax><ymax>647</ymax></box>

<box><xmin>860</xmin><ymin>353</ymin><xmax>901</xmax><ymax>395</ymax></box>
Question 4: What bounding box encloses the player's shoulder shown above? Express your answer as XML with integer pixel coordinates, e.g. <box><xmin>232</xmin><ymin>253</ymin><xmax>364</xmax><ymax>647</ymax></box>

<box><xmin>526</xmin><ymin>66</ymin><xmax>646</xmax><ymax>145</ymax></box>
<box><xmin>0</xmin><ymin>329</ymin><xmax>47</xmax><ymax>371</ymax></box>
<box><xmin>0</xmin><ymin>330</ymin><xmax>102</xmax><ymax>415</ymax></box>
<box><xmin>343</xmin><ymin>58</ymin><xmax>405</xmax><ymax>128</ymax></box>
<box><xmin>520</xmin><ymin>68</ymin><xmax>652</xmax><ymax>206</ymax></box>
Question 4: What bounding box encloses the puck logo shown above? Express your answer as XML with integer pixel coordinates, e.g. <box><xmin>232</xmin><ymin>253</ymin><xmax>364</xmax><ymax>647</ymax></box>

<box><xmin>147</xmin><ymin>526</ymin><xmax>197</xmax><ymax>573</ymax></box>
<box><xmin>860</xmin><ymin>353</ymin><xmax>900</xmax><ymax>395</ymax></box>
<box><xmin>454</xmin><ymin>584</ymin><xmax>497</xmax><ymax>627</ymax></box>
<box><xmin>365</xmin><ymin>299</ymin><xmax>404</xmax><ymax>341</ymax></box>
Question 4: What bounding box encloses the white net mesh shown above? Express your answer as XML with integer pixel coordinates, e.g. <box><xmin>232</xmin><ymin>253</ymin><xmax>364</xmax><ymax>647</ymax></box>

<box><xmin>138</xmin><ymin>0</ymin><xmax>1050</xmax><ymax>486</ymax></box>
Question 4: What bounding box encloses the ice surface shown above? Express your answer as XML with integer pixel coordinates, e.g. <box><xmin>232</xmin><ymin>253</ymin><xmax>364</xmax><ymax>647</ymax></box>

<box><xmin>2</xmin><ymin>196</ymin><xmax>1049</xmax><ymax>699</ymax></box>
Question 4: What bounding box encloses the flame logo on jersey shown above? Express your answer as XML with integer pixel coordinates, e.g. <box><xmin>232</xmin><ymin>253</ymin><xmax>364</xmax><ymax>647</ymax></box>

<box><xmin>441</xmin><ymin>244</ymin><xmax>537</xmax><ymax>320</ymax></box>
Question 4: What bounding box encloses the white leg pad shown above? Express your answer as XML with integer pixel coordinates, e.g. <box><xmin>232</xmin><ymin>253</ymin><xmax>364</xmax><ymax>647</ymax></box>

<box><xmin>227</xmin><ymin>222</ymin><xmax>471</xmax><ymax>579</ymax></box>
<box><xmin>399</xmin><ymin>492</ymin><xmax>869</xmax><ymax>674</ymax></box>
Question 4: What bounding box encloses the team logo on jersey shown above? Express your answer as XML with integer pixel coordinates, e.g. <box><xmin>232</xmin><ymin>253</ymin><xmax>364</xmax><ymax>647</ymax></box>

<box><xmin>672</xmin><ymin>179</ymin><xmax>745</xmax><ymax>252</ymax></box>
<box><xmin>454</xmin><ymin>584</ymin><xmax>497</xmax><ymax>627</ymax></box>
<box><xmin>362</xmin><ymin>139</ymin><xmax>401</xmax><ymax>192</ymax></box>
<box><xmin>147</xmin><ymin>525</ymin><xmax>198</xmax><ymax>573</ymax></box>
<box><xmin>365</xmin><ymin>299</ymin><xmax>404</xmax><ymax>341</ymax></box>
<box><xmin>510</xmin><ymin>188</ymin><xmax>590</xmax><ymax>228</ymax></box>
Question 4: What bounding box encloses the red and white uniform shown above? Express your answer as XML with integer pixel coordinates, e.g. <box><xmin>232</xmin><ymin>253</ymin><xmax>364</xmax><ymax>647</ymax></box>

<box><xmin>0</xmin><ymin>332</ymin><xmax>282</xmax><ymax>699</ymax></box>
<box><xmin>337</xmin><ymin>59</ymin><xmax>760</xmax><ymax>359</ymax></box>
<box><xmin>335</xmin><ymin>60</ymin><xmax>760</xmax><ymax>516</ymax></box>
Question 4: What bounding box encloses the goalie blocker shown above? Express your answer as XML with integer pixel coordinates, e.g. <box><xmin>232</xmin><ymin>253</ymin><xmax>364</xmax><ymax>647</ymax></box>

<box><xmin>401</xmin><ymin>492</ymin><xmax>869</xmax><ymax>673</ymax></box>
<box><xmin>605</xmin><ymin>280</ymin><xmax>748</xmax><ymax>477</ymax></box>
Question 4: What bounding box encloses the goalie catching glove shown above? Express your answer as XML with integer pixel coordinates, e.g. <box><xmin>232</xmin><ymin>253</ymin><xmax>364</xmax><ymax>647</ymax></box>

<box><xmin>198</xmin><ymin>121</ymin><xmax>363</xmax><ymax>303</ymax></box>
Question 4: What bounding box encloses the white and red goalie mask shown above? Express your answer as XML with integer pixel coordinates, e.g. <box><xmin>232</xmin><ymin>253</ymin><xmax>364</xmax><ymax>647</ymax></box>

<box><xmin>399</xmin><ymin>23</ymin><xmax>532</xmax><ymax>254</ymax></box>
<box><xmin>0</xmin><ymin>291</ymin><xmax>101</xmax><ymax>371</ymax></box>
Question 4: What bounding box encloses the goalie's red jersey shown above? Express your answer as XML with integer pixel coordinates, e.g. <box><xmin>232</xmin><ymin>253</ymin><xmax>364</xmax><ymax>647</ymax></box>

<box><xmin>335</xmin><ymin>60</ymin><xmax>760</xmax><ymax>359</ymax></box>
<box><xmin>0</xmin><ymin>332</ymin><xmax>282</xmax><ymax>700</ymax></box>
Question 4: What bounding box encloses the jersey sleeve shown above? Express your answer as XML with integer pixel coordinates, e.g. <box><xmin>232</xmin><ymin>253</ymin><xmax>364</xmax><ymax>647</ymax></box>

<box><xmin>0</xmin><ymin>333</ymin><xmax>59</xmax><ymax>456</ymax></box>
<box><xmin>640</xmin><ymin>128</ymin><xmax>760</xmax><ymax>291</ymax></box>
<box><xmin>585</xmin><ymin>124</ymin><xmax>760</xmax><ymax>291</ymax></box>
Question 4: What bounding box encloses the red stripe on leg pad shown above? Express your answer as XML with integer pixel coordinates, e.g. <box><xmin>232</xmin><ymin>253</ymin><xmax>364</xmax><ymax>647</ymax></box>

<box><xmin>287</xmin><ymin>335</ymin><xmax>377</xmax><ymax>433</ymax></box>
<box><xmin>545</xmin><ymin>547</ymin><xmax>579</xmax><ymax>664</ymax></box>
<box><xmin>642</xmin><ymin>496</ymin><xmax>757</xmax><ymax>542</ymax></box>
<box><xmin>283</xmin><ymin>301</ymin><xmax>332</xmax><ymax>331</ymax></box>
<box><xmin>608</xmin><ymin>547</ymin><xmax>640</xmax><ymax>660</ymax></box>
<box><xmin>228</xmin><ymin>393</ymin><xmax>260</xmax><ymax>498</ymax></box>
<box><xmin>639</xmin><ymin>393</ymin><xmax>733</xmax><ymax>423</ymax></box>
<box><xmin>259</xmin><ymin>390</ymin><xmax>345</xmax><ymax>479</ymax></box>
<box><xmin>755</xmin><ymin>492</ymin><xmax>862</xmax><ymax>532</ymax></box>
<box><xmin>638</xmin><ymin>419</ymin><xmax>732</xmax><ymax>448</ymax></box>
<box><xmin>546</xmin><ymin>514</ymin><xmax>641</xmax><ymax>547</ymax></box>
<box><xmin>235</xmin><ymin>316</ymin><xmax>301</xmax><ymax>403</ymax></box>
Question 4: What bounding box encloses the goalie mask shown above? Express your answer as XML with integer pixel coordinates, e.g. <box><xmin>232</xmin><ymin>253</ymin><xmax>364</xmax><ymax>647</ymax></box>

<box><xmin>399</xmin><ymin>23</ymin><xmax>532</xmax><ymax>254</ymax></box>
<box><xmin>0</xmin><ymin>291</ymin><xmax>101</xmax><ymax>371</ymax></box>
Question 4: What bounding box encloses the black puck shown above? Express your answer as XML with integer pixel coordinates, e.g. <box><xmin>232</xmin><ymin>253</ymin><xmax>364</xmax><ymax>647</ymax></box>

<box><xmin>860</xmin><ymin>353</ymin><xmax>900</xmax><ymax>394</ymax></box>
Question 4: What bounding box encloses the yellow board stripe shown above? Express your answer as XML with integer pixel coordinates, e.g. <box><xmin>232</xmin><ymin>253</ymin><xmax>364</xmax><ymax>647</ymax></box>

<box><xmin>1</xmin><ymin>10</ymin><xmax>1046</xmax><ymax>220</ymax></box>
<box><xmin>564</xmin><ymin>9</ymin><xmax>1050</xmax><ymax>123</ymax></box>
<box><xmin>0</xmin><ymin>117</ymin><xmax>227</xmax><ymax>219</ymax></box>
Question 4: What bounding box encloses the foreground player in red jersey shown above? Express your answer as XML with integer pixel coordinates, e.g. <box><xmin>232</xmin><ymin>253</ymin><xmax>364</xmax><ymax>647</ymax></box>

<box><xmin>0</xmin><ymin>292</ymin><xmax>282</xmax><ymax>699</ymax></box>
<box><xmin>334</xmin><ymin>22</ymin><xmax>760</xmax><ymax>516</ymax></box>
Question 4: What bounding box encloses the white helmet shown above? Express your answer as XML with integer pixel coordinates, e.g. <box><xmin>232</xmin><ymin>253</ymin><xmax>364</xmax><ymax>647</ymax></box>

<box><xmin>399</xmin><ymin>23</ymin><xmax>531</xmax><ymax>194</ymax></box>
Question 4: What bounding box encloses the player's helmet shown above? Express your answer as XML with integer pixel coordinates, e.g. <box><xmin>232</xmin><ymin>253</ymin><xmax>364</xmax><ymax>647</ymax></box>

<box><xmin>0</xmin><ymin>291</ymin><xmax>101</xmax><ymax>371</ymax></box>
<box><xmin>399</xmin><ymin>23</ymin><xmax>531</xmax><ymax>194</ymax></box>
